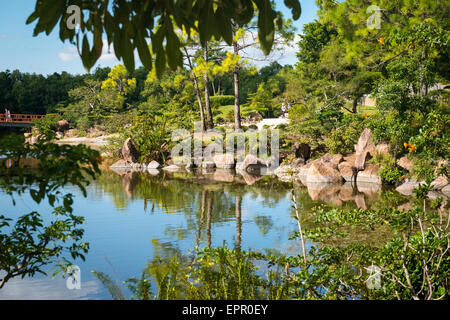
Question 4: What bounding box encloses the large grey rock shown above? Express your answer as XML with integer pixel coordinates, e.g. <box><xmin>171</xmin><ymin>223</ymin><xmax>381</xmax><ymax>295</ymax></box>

<box><xmin>110</xmin><ymin>160</ymin><xmax>133</xmax><ymax>168</ymax></box>
<box><xmin>121</xmin><ymin>138</ymin><xmax>140</xmax><ymax>163</ymax></box>
<box><xmin>441</xmin><ymin>184</ymin><xmax>450</xmax><ymax>197</ymax></box>
<box><xmin>430</xmin><ymin>175</ymin><xmax>449</xmax><ymax>190</ymax></box>
<box><xmin>329</xmin><ymin>154</ymin><xmax>344</xmax><ymax>169</ymax></box>
<box><xmin>338</xmin><ymin>161</ymin><xmax>356</xmax><ymax>182</ymax></box>
<box><xmin>213</xmin><ymin>153</ymin><xmax>236</xmax><ymax>169</ymax></box>
<box><xmin>354</xmin><ymin>128</ymin><xmax>375</xmax><ymax>170</ymax></box>
<box><xmin>56</xmin><ymin>120</ymin><xmax>70</xmax><ymax>132</ymax></box>
<box><xmin>374</xmin><ymin>143</ymin><xmax>390</xmax><ymax>155</ymax></box>
<box><xmin>356</xmin><ymin>164</ymin><xmax>381</xmax><ymax>184</ymax></box>
<box><xmin>147</xmin><ymin>160</ymin><xmax>161</xmax><ymax>169</ymax></box>
<box><xmin>306</xmin><ymin>162</ymin><xmax>343</xmax><ymax>183</ymax></box>
<box><xmin>396</xmin><ymin>179</ymin><xmax>424</xmax><ymax>196</ymax></box>
<box><xmin>397</xmin><ymin>156</ymin><xmax>414</xmax><ymax>172</ymax></box>
<box><xmin>298</xmin><ymin>153</ymin><xmax>343</xmax><ymax>181</ymax></box>
<box><xmin>236</xmin><ymin>154</ymin><xmax>267</xmax><ymax>173</ymax></box>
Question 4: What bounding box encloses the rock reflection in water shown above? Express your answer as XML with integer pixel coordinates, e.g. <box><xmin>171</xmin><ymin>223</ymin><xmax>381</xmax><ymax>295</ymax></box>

<box><xmin>107</xmin><ymin>168</ymin><xmax>401</xmax><ymax>215</ymax></box>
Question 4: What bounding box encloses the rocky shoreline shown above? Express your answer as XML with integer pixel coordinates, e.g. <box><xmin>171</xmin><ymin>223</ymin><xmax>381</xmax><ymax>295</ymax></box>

<box><xmin>109</xmin><ymin>128</ymin><xmax>449</xmax><ymax>198</ymax></box>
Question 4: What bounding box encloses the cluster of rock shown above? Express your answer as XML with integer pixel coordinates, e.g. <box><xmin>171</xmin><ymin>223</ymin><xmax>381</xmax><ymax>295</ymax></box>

<box><xmin>276</xmin><ymin>128</ymin><xmax>385</xmax><ymax>185</ymax></box>
<box><xmin>275</xmin><ymin>128</ymin><xmax>449</xmax><ymax>198</ymax></box>
<box><xmin>111</xmin><ymin>137</ymin><xmax>275</xmax><ymax>178</ymax></box>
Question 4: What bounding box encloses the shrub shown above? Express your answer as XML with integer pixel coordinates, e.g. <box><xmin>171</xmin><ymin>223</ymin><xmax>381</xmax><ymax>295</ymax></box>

<box><xmin>379</xmin><ymin>166</ymin><xmax>406</xmax><ymax>185</ymax></box>
<box><xmin>210</xmin><ymin>95</ymin><xmax>235</xmax><ymax>109</ymax></box>
<box><xmin>32</xmin><ymin>114</ymin><xmax>60</xmax><ymax>137</ymax></box>
<box><xmin>325</xmin><ymin>118</ymin><xmax>365</xmax><ymax>154</ymax></box>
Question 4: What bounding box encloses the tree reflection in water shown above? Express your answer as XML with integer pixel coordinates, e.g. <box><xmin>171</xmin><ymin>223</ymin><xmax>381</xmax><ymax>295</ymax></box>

<box><xmin>91</xmin><ymin>168</ymin><xmax>411</xmax><ymax>299</ymax></box>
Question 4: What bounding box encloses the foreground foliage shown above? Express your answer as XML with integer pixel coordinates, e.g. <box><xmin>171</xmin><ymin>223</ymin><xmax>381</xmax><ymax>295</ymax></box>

<box><xmin>0</xmin><ymin>134</ymin><xmax>100</xmax><ymax>288</ymax></box>
<box><xmin>95</xmin><ymin>183</ymin><xmax>449</xmax><ymax>300</ymax></box>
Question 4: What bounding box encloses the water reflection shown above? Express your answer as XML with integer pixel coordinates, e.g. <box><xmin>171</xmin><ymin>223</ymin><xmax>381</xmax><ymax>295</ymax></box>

<box><xmin>1</xmin><ymin>167</ymin><xmax>411</xmax><ymax>299</ymax></box>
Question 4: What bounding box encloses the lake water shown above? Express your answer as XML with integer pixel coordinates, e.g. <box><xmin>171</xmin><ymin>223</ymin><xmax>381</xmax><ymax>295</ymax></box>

<box><xmin>0</xmin><ymin>168</ymin><xmax>409</xmax><ymax>300</ymax></box>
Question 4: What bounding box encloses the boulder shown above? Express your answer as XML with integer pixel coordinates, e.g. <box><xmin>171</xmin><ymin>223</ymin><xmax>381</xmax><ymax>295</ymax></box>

<box><xmin>147</xmin><ymin>160</ymin><xmax>161</xmax><ymax>169</ymax></box>
<box><xmin>374</xmin><ymin>143</ymin><xmax>390</xmax><ymax>155</ymax></box>
<box><xmin>396</xmin><ymin>179</ymin><xmax>424</xmax><ymax>196</ymax></box>
<box><xmin>298</xmin><ymin>161</ymin><xmax>313</xmax><ymax>178</ymax></box>
<box><xmin>30</xmin><ymin>134</ymin><xmax>45</xmax><ymax>144</ymax></box>
<box><xmin>245</xmin><ymin>111</ymin><xmax>263</xmax><ymax>122</ymax></box>
<box><xmin>213</xmin><ymin>153</ymin><xmax>236</xmax><ymax>169</ymax></box>
<box><xmin>292</xmin><ymin>142</ymin><xmax>311</xmax><ymax>161</ymax></box>
<box><xmin>306</xmin><ymin>162</ymin><xmax>343</xmax><ymax>183</ymax></box>
<box><xmin>355</xmin><ymin>128</ymin><xmax>374</xmax><ymax>154</ymax></box>
<box><xmin>397</xmin><ymin>156</ymin><xmax>414</xmax><ymax>172</ymax></box>
<box><xmin>236</xmin><ymin>154</ymin><xmax>266</xmax><ymax>173</ymax></box>
<box><xmin>344</xmin><ymin>153</ymin><xmax>357</xmax><ymax>166</ymax></box>
<box><xmin>441</xmin><ymin>184</ymin><xmax>450</xmax><ymax>197</ymax></box>
<box><xmin>131</xmin><ymin>163</ymin><xmax>145</xmax><ymax>170</ymax></box>
<box><xmin>355</xmin><ymin>151</ymin><xmax>372</xmax><ymax>171</ymax></box>
<box><xmin>56</xmin><ymin>120</ymin><xmax>70</xmax><ymax>132</ymax></box>
<box><xmin>354</xmin><ymin>128</ymin><xmax>375</xmax><ymax>170</ymax></box>
<box><xmin>110</xmin><ymin>160</ymin><xmax>133</xmax><ymax>169</ymax></box>
<box><xmin>338</xmin><ymin>161</ymin><xmax>356</xmax><ymax>182</ymax></box>
<box><xmin>356</xmin><ymin>164</ymin><xmax>381</xmax><ymax>184</ymax></box>
<box><xmin>329</xmin><ymin>154</ymin><xmax>344</xmax><ymax>169</ymax></box>
<box><xmin>121</xmin><ymin>138</ymin><xmax>140</xmax><ymax>163</ymax></box>
<box><xmin>298</xmin><ymin>153</ymin><xmax>342</xmax><ymax>180</ymax></box>
<box><xmin>430</xmin><ymin>175</ymin><xmax>449</xmax><ymax>190</ymax></box>
<box><xmin>24</xmin><ymin>132</ymin><xmax>32</xmax><ymax>144</ymax></box>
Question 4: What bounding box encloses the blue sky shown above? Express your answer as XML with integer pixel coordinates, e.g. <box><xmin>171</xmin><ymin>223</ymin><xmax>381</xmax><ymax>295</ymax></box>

<box><xmin>0</xmin><ymin>0</ymin><xmax>318</xmax><ymax>75</ymax></box>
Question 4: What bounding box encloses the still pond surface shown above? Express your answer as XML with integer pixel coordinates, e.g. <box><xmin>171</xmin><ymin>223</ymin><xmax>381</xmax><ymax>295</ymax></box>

<box><xmin>0</xmin><ymin>168</ymin><xmax>409</xmax><ymax>299</ymax></box>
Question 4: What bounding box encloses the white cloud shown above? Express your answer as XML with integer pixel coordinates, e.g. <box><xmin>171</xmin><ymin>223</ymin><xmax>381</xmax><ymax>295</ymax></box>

<box><xmin>58</xmin><ymin>39</ymin><xmax>118</xmax><ymax>63</ymax></box>
<box><xmin>99</xmin><ymin>39</ymin><xmax>117</xmax><ymax>62</ymax></box>
<box><xmin>58</xmin><ymin>46</ymin><xmax>78</xmax><ymax>62</ymax></box>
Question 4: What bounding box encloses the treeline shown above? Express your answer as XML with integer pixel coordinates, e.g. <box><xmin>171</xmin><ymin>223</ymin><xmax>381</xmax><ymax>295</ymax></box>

<box><xmin>0</xmin><ymin>67</ymin><xmax>142</xmax><ymax>115</ymax></box>
<box><xmin>0</xmin><ymin>61</ymin><xmax>286</xmax><ymax>117</ymax></box>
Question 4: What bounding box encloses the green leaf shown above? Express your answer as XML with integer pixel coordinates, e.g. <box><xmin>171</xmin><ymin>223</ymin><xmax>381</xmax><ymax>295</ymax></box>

<box><xmin>136</xmin><ymin>31</ymin><xmax>153</xmax><ymax>70</ymax></box>
<box><xmin>257</xmin><ymin>0</ymin><xmax>275</xmax><ymax>55</ymax></box>
<box><xmin>284</xmin><ymin>0</ymin><xmax>301</xmax><ymax>20</ymax></box>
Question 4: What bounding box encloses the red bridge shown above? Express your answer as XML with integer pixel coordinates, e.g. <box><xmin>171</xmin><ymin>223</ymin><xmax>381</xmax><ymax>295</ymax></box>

<box><xmin>0</xmin><ymin>114</ymin><xmax>45</xmax><ymax>127</ymax></box>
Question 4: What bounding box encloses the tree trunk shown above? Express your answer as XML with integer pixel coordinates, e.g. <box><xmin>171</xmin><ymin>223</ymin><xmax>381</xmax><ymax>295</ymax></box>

<box><xmin>196</xmin><ymin>189</ymin><xmax>206</xmax><ymax>247</ymax></box>
<box><xmin>233</xmin><ymin>41</ymin><xmax>242</xmax><ymax>131</ymax></box>
<box><xmin>204</xmin><ymin>43</ymin><xmax>214</xmax><ymax>129</ymax></box>
<box><xmin>206</xmin><ymin>191</ymin><xmax>213</xmax><ymax>249</ymax></box>
<box><xmin>184</xmin><ymin>47</ymin><xmax>206</xmax><ymax>132</ymax></box>
<box><xmin>235</xmin><ymin>195</ymin><xmax>242</xmax><ymax>251</ymax></box>
<box><xmin>352</xmin><ymin>97</ymin><xmax>358</xmax><ymax>114</ymax></box>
